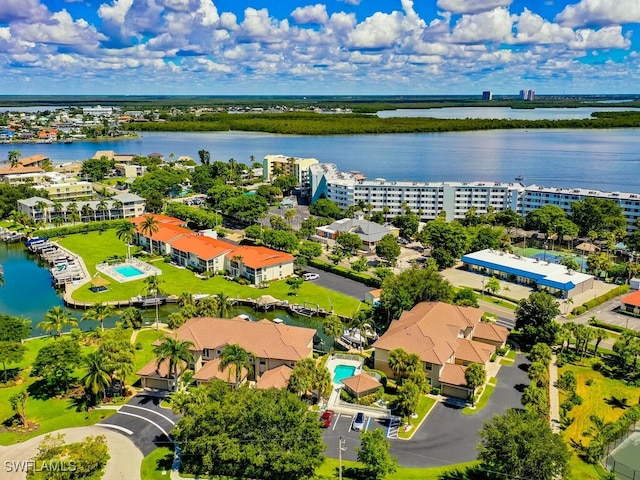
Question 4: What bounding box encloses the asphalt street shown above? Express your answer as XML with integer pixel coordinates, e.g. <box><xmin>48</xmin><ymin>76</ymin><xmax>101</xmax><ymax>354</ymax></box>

<box><xmin>98</xmin><ymin>395</ymin><xmax>180</xmax><ymax>456</ymax></box>
<box><xmin>303</xmin><ymin>265</ymin><xmax>372</xmax><ymax>301</ymax></box>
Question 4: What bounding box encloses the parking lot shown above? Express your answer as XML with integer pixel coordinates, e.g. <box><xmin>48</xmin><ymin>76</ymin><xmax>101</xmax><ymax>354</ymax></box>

<box><xmin>320</xmin><ymin>411</ymin><xmax>389</xmax><ymax>461</ymax></box>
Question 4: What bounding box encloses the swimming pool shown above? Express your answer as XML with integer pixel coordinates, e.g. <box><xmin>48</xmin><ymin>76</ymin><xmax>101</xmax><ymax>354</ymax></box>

<box><xmin>113</xmin><ymin>264</ymin><xmax>145</xmax><ymax>278</ymax></box>
<box><xmin>333</xmin><ymin>364</ymin><xmax>356</xmax><ymax>384</ymax></box>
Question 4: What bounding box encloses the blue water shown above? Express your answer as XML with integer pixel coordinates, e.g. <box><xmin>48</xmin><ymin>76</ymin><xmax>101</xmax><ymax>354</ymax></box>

<box><xmin>333</xmin><ymin>364</ymin><xmax>356</xmax><ymax>384</ymax></box>
<box><xmin>114</xmin><ymin>264</ymin><xmax>144</xmax><ymax>278</ymax></box>
<box><xmin>0</xmin><ymin>129</ymin><xmax>639</xmax><ymax>192</ymax></box>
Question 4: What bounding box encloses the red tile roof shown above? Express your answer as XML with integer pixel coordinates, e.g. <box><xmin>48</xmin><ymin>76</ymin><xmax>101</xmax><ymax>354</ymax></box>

<box><xmin>192</xmin><ymin>357</ymin><xmax>246</xmax><ymax>384</ymax></box>
<box><xmin>170</xmin><ymin>235</ymin><xmax>235</xmax><ymax>260</ymax></box>
<box><xmin>621</xmin><ymin>290</ymin><xmax>640</xmax><ymax>308</ymax></box>
<box><xmin>255</xmin><ymin>365</ymin><xmax>293</xmax><ymax>390</ymax></box>
<box><xmin>233</xmin><ymin>245</ymin><xmax>295</xmax><ymax>269</ymax></box>
<box><xmin>455</xmin><ymin>338</ymin><xmax>494</xmax><ymax>364</ymax></box>
<box><xmin>341</xmin><ymin>373</ymin><xmax>382</xmax><ymax>395</ymax></box>
<box><xmin>135</xmin><ymin>222</ymin><xmax>192</xmax><ymax>243</ymax></box>
<box><xmin>439</xmin><ymin>364</ymin><xmax>469</xmax><ymax>387</ymax></box>
<box><xmin>169</xmin><ymin>316</ymin><xmax>315</xmax><ymax>362</ymax></box>
<box><xmin>131</xmin><ymin>214</ymin><xmax>186</xmax><ymax>226</ymax></box>
<box><xmin>473</xmin><ymin>322</ymin><xmax>509</xmax><ymax>344</ymax></box>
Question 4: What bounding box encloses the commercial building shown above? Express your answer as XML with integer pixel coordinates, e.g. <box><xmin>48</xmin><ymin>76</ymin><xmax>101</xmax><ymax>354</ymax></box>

<box><xmin>461</xmin><ymin>248</ymin><xmax>595</xmax><ymax>299</ymax></box>
<box><xmin>315</xmin><ymin>211</ymin><xmax>398</xmax><ymax>250</ymax></box>
<box><xmin>263</xmin><ymin>154</ymin><xmax>319</xmax><ymax>186</ymax></box>
<box><xmin>519</xmin><ymin>89</ymin><xmax>535</xmax><ymax>101</ymax></box>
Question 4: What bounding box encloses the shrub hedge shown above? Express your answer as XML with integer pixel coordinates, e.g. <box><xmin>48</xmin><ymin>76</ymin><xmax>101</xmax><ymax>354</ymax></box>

<box><xmin>570</xmin><ymin>284</ymin><xmax>630</xmax><ymax>315</ymax></box>
<box><xmin>308</xmin><ymin>259</ymin><xmax>381</xmax><ymax>288</ymax></box>
<box><xmin>38</xmin><ymin>220</ymin><xmax>128</xmax><ymax>238</ymax></box>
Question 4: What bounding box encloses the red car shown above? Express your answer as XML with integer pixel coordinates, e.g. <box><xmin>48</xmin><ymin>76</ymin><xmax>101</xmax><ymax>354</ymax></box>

<box><xmin>320</xmin><ymin>410</ymin><xmax>335</xmax><ymax>428</ymax></box>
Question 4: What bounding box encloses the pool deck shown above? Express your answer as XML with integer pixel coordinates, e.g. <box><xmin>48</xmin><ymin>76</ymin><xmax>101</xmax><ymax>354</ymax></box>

<box><xmin>96</xmin><ymin>258</ymin><xmax>162</xmax><ymax>283</ymax></box>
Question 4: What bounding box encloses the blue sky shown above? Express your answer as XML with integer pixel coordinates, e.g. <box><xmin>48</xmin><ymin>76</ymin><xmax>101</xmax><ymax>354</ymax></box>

<box><xmin>1</xmin><ymin>0</ymin><xmax>639</xmax><ymax>95</ymax></box>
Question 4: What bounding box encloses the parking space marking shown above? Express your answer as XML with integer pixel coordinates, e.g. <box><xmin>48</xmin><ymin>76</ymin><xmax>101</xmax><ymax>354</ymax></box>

<box><xmin>365</xmin><ymin>417</ymin><xmax>372</xmax><ymax>432</ymax></box>
<box><xmin>332</xmin><ymin>413</ymin><xmax>341</xmax><ymax>430</ymax></box>
<box><xmin>98</xmin><ymin>423</ymin><xmax>133</xmax><ymax>435</ymax></box>
<box><xmin>123</xmin><ymin>405</ymin><xmax>176</xmax><ymax>425</ymax></box>
<box><xmin>116</xmin><ymin>411</ymin><xmax>172</xmax><ymax>438</ymax></box>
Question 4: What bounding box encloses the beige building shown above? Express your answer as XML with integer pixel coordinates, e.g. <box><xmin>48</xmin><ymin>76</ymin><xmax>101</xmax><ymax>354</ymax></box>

<box><xmin>137</xmin><ymin>316</ymin><xmax>316</xmax><ymax>390</ymax></box>
<box><xmin>373</xmin><ymin>302</ymin><xmax>508</xmax><ymax>400</ymax></box>
<box><xmin>262</xmin><ymin>154</ymin><xmax>318</xmax><ymax>184</ymax></box>
<box><xmin>36</xmin><ymin>181</ymin><xmax>93</xmax><ymax>201</ymax></box>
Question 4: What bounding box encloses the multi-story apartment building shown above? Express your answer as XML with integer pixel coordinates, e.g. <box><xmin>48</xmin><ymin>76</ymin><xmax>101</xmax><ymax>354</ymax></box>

<box><xmin>521</xmin><ymin>185</ymin><xmax>640</xmax><ymax>233</ymax></box>
<box><xmin>307</xmin><ymin>163</ymin><xmax>640</xmax><ymax>233</ymax></box>
<box><xmin>35</xmin><ymin>181</ymin><xmax>94</xmax><ymax>201</ymax></box>
<box><xmin>262</xmin><ymin>154</ymin><xmax>319</xmax><ymax>187</ymax></box>
<box><xmin>309</xmin><ymin>163</ymin><xmax>522</xmax><ymax>221</ymax></box>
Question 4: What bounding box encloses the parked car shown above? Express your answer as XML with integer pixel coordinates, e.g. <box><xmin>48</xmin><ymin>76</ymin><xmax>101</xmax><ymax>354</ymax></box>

<box><xmin>352</xmin><ymin>412</ymin><xmax>366</xmax><ymax>431</ymax></box>
<box><xmin>303</xmin><ymin>273</ymin><xmax>319</xmax><ymax>281</ymax></box>
<box><xmin>320</xmin><ymin>410</ymin><xmax>335</xmax><ymax>428</ymax></box>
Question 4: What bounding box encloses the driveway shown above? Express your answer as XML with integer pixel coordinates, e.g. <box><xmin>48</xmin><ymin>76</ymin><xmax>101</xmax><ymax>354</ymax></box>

<box><xmin>303</xmin><ymin>265</ymin><xmax>371</xmax><ymax>301</ymax></box>
<box><xmin>98</xmin><ymin>394</ymin><xmax>181</xmax><ymax>456</ymax></box>
<box><xmin>323</xmin><ymin>354</ymin><xmax>530</xmax><ymax>467</ymax></box>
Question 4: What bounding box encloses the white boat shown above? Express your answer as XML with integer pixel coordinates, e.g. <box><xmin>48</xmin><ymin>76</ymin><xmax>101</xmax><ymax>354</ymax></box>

<box><xmin>238</xmin><ymin>314</ymin><xmax>252</xmax><ymax>321</ymax></box>
<box><xmin>273</xmin><ymin>318</ymin><xmax>285</xmax><ymax>324</ymax></box>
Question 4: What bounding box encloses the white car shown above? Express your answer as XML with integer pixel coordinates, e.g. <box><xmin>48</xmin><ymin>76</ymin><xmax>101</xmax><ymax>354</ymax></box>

<box><xmin>303</xmin><ymin>273</ymin><xmax>319</xmax><ymax>281</ymax></box>
<box><xmin>352</xmin><ymin>412</ymin><xmax>366</xmax><ymax>432</ymax></box>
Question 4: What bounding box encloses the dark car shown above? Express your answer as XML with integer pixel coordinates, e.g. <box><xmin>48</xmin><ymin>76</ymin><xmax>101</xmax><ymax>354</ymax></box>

<box><xmin>320</xmin><ymin>410</ymin><xmax>335</xmax><ymax>428</ymax></box>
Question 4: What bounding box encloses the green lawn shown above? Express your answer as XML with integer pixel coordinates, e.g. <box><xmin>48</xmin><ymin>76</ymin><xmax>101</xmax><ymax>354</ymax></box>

<box><xmin>0</xmin><ymin>336</ymin><xmax>116</xmax><ymax>445</ymax></box>
<box><xmin>398</xmin><ymin>396</ymin><xmax>437</xmax><ymax>439</ymax></box>
<box><xmin>57</xmin><ymin>230</ymin><xmax>363</xmax><ymax>316</ymax></box>
<box><xmin>559</xmin><ymin>361</ymin><xmax>640</xmax><ymax>479</ymax></box>
<box><xmin>129</xmin><ymin>329</ymin><xmax>166</xmax><ymax>386</ymax></box>
<box><xmin>462</xmin><ymin>380</ymin><xmax>496</xmax><ymax>415</ymax></box>
<box><xmin>316</xmin><ymin>458</ymin><xmax>479</xmax><ymax>479</ymax></box>
<box><xmin>141</xmin><ymin>446</ymin><xmax>174</xmax><ymax>480</ymax></box>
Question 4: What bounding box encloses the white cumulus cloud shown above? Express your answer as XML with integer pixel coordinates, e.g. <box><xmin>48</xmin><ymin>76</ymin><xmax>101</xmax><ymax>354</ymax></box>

<box><xmin>555</xmin><ymin>0</ymin><xmax>640</xmax><ymax>27</ymax></box>
<box><xmin>437</xmin><ymin>0</ymin><xmax>513</xmax><ymax>14</ymax></box>
<box><xmin>449</xmin><ymin>7</ymin><xmax>514</xmax><ymax>44</ymax></box>
<box><xmin>291</xmin><ymin>4</ymin><xmax>328</xmax><ymax>25</ymax></box>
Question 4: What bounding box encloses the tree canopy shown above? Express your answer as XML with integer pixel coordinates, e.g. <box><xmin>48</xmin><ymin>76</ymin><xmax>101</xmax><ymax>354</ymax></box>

<box><xmin>478</xmin><ymin>408</ymin><xmax>571</xmax><ymax>480</ymax></box>
<box><xmin>420</xmin><ymin>219</ymin><xmax>469</xmax><ymax>269</ymax></box>
<box><xmin>571</xmin><ymin>197</ymin><xmax>627</xmax><ymax>237</ymax></box>
<box><xmin>172</xmin><ymin>381</ymin><xmax>324</xmax><ymax>479</ymax></box>
<box><xmin>515</xmin><ymin>291</ymin><xmax>561</xmax><ymax>348</ymax></box>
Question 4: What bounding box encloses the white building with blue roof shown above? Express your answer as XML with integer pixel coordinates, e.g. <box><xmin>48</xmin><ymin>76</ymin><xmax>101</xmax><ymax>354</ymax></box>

<box><xmin>461</xmin><ymin>248</ymin><xmax>595</xmax><ymax>299</ymax></box>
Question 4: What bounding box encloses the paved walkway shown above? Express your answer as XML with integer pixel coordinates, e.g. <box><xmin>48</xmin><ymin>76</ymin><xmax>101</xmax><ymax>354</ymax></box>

<box><xmin>549</xmin><ymin>354</ymin><xmax>561</xmax><ymax>433</ymax></box>
<box><xmin>0</xmin><ymin>426</ymin><xmax>143</xmax><ymax>480</ymax></box>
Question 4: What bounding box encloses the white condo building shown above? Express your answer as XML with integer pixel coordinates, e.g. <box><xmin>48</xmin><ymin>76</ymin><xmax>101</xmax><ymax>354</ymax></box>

<box><xmin>307</xmin><ymin>163</ymin><xmax>640</xmax><ymax>233</ymax></box>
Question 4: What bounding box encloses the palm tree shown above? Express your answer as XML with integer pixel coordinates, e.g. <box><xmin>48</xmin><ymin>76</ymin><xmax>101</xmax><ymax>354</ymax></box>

<box><xmin>111</xmin><ymin>200</ymin><xmax>123</xmax><ymax>219</ymax></box>
<box><xmin>323</xmin><ymin>314</ymin><xmax>343</xmax><ymax>348</ymax></box>
<box><xmin>35</xmin><ymin>200</ymin><xmax>50</xmax><ymax>224</ymax></box>
<box><xmin>154</xmin><ymin>336</ymin><xmax>194</xmax><ymax>391</ymax></box>
<box><xmin>8</xmin><ymin>150</ymin><xmax>21</xmax><ymax>168</ymax></box>
<box><xmin>82</xmin><ymin>302</ymin><xmax>115</xmax><ymax>332</ymax></box>
<box><xmin>216</xmin><ymin>292</ymin><xmax>232</xmax><ymax>318</ymax></box>
<box><xmin>218</xmin><ymin>344</ymin><xmax>255</xmax><ymax>388</ymax></box>
<box><xmin>143</xmin><ymin>275</ymin><xmax>164</xmax><ymax>330</ymax></box>
<box><xmin>140</xmin><ymin>214</ymin><xmax>160</xmax><ymax>254</ymax></box>
<box><xmin>593</xmin><ymin>328</ymin><xmax>610</xmax><ymax>355</ymax></box>
<box><xmin>117</xmin><ymin>307</ymin><xmax>142</xmax><ymax>330</ymax></box>
<box><xmin>81</xmin><ymin>203</ymin><xmax>94</xmax><ymax>222</ymax></box>
<box><xmin>66</xmin><ymin>202</ymin><xmax>80</xmax><ymax>224</ymax></box>
<box><xmin>82</xmin><ymin>351</ymin><xmax>111</xmax><ymax>405</ymax></box>
<box><xmin>464</xmin><ymin>363</ymin><xmax>487</xmax><ymax>406</ymax></box>
<box><xmin>37</xmin><ymin>306</ymin><xmax>78</xmax><ymax>339</ymax></box>
<box><xmin>96</xmin><ymin>200</ymin><xmax>109</xmax><ymax>220</ymax></box>
<box><xmin>178</xmin><ymin>292</ymin><xmax>194</xmax><ymax>308</ymax></box>
<box><xmin>116</xmin><ymin>221</ymin><xmax>137</xmax><ymax>259</ymax></box>
<box><xmin>388</xmin><ymin>348</ymin><xmax>408</xmax><ymax>382</ymax></box>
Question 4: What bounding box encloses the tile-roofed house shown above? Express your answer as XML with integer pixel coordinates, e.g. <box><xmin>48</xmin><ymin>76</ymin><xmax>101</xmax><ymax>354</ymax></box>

<box><xmin>137</xmin><ymin>316</ymin><xmax>315</xmax><ymax>390</ymax></box>
<box><xmin>192</xmin><ymin>357</ymin><xmax>247</xmax><ymax>385</ymax></box>
<box><xmin>473</xmin><ymin>322</ymin><xmax>509</xmax><ymax>348</ymax></box>
<box><xmin>438</xmin><ymin>364</ymin><xmax>473</xmax><ymax>399</ymax></box>
<box><xmin>254</xmin><ymin>365</ymin><xmax>293</xmax><ymax>390</ymax></box>
<box><xmin>373</xmin><ymin>301</ymin><xmax>507</xmax><ymax>399</ymax></box>
<box><xmin>341</xmin><ymin>373</ymin><xmax>382</xmax><ymax>399</ymax></box>
<box><xmin>137</xmin><ymin>358</ymin><xmax>188</xmax><ymax>391</ymax></box>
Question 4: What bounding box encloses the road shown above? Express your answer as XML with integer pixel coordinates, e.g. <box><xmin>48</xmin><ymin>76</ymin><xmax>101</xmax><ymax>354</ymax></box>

<box><xmin>98</xmin><ymin>394</ymin><xmax>180</xmax><ymax>456</ymax></box>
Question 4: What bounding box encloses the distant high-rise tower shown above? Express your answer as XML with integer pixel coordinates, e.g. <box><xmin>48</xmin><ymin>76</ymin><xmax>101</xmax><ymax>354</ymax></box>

<box><xmin>519</xmin><ymin>89</ymin><xmax>535</xmax><ymax>101</ymax></box>
<box><xmin>482</xmin><ymin>91</ymin><xmax>493</xmax><ymax>101</ymax></box>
